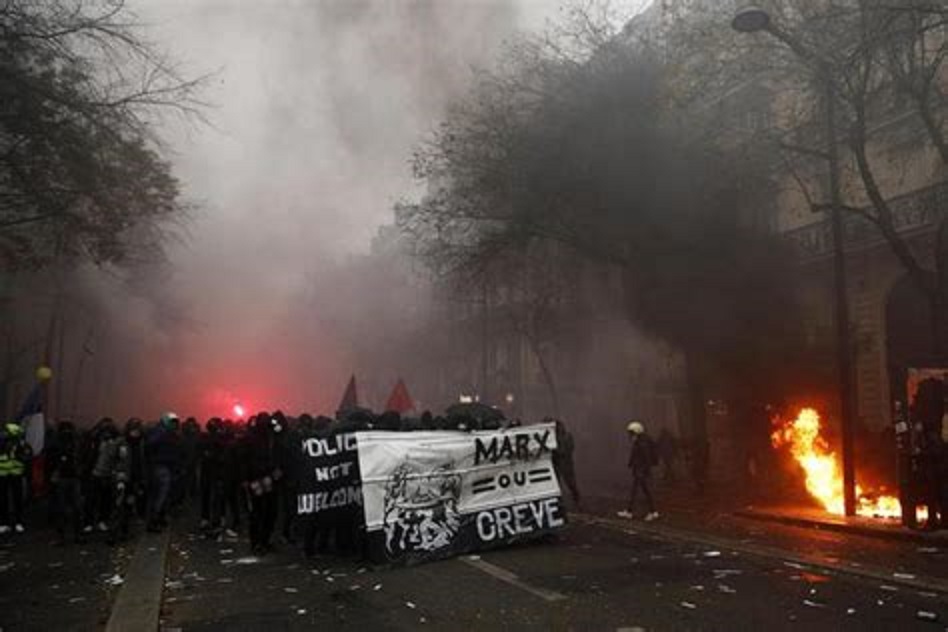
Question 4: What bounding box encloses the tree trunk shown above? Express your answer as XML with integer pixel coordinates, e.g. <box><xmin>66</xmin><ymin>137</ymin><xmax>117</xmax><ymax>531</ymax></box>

<box><xmin>935</xmin><ymin>219</ymin><xmax>948</xmax><ymax>361</ymax></box>
<box><xmin>534</xmin><ymin>344</ymin><xmax>561</xmax><ymax>418</ymax></box>
<box><xmin>685</xmin><ymin>351</ymin><xmax>707</xmax><ymax>441</ymax></box>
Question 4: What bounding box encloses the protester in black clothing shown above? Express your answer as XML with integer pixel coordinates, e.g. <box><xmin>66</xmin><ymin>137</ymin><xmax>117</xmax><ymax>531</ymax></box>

<box><xmin>552</xmin><ymin>419</ymin><xmax>581</xmax><ymax>508</ymax></box>
<box><xmin>242</xmin><ymin>413</ymin><xmax>281</xmax><ymax>555</ymax></box>
<box><xmin>220</xmin><ymin>422</ymin><xmax>242</xmax><ymax>536</ymax></box>
<box><xmin>197</xmin><ymin>418</ymin><xmax>228</xmax><ymax>535</ymax></box>
<box><xmin>125</xmin><ymin>419</ymin><xmax>148</xmax><ymax>519</ymax></box>
<box><xmin>178</xmin><ymin>417</ymin><xmax>201</xmax><ymax>505</ymax></box>
<box><xmin>146</xmin><ymin>413</ymin><xmax>183</xmax><ymax>532</ymax></box>
<box><xmin>617</xmin><ymin>421</ymin><xmax>659</xmax><ymax>521</ymax></box>
<box><xmin>272</xmin><ymin>411</ymin><xmax>301</xmax><ymax>544</ymax></box>
<box><xmin>47</xmin><ymin>421</ymin><xmax>84</xmax><ymax>544</ymax></box>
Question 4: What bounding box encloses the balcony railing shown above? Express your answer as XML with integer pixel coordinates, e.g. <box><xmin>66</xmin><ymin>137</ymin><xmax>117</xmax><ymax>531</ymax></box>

<box><xmin>784</xmin><ymin>181</ymin><xmax>948</xmax><ymax>261</ymax></box>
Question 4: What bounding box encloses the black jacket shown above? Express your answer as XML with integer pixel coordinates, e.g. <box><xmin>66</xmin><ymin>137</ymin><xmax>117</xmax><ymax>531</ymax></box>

<box><xmin>628</xmin><ymin>435</ymin><xmax>657</xmax><ymax>476</ymax></box>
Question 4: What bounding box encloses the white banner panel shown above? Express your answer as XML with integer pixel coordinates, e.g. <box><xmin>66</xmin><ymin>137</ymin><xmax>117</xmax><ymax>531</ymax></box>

<box><xmin>356</xmin><ymin>423</ymin><xmax>565</xmax><ymax>564</ymax></box>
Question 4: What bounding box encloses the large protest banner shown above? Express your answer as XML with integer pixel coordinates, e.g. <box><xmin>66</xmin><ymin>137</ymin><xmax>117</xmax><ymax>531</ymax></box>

<box><xmin>356</xmin><ymin>423</ymin><xmax>565</xmax><ymax>565</ymax></box>
<box><xmin>297</xmin><ymin>431</ymin><xmax>363</xmax><ymax>520</ymax></box>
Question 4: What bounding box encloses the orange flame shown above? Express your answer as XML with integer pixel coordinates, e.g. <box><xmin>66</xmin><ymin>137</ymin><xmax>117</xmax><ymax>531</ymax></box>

<box><xmin>772</xmin><ymin>408</ymin><xmax>923</xmax><ymax>521</ymax></box>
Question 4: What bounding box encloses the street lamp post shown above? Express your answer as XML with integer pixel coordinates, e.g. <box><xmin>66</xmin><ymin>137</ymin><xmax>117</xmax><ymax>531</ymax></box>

<box><xmin>733</xmin><ymin>6</ymin><xmax>858</xmax><ymax>517</ymax></box>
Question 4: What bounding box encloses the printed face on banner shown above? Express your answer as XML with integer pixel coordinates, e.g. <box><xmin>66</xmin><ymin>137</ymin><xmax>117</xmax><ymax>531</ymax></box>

<box><xmin>383</xmin><ymin>460</ymin><xmax>462</xmax><ymax>556</ymax></box>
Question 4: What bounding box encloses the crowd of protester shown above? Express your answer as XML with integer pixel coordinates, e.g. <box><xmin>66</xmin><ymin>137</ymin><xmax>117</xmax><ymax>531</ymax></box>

<box><xmin>0</xmin><ymin>408</ymin><xmax>581</xmax><ymax>557</ymax></box>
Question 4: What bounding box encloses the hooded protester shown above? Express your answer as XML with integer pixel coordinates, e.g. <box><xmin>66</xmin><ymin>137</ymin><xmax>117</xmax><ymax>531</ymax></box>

<box><xmin>219</xmin><ymin>420</ymin><xmax>243</xmax><ymax>537</ymax></box>
<box><xmin>87</xmin><ymin>418</ymin><xmax>120</xmax><ymax>533</ymax></box>
<box><xmin>180</xmin><ymin>417</ymin><xmax>202</xmax><ymax>503</ymax></box>
<box><xmin>272</xmin><ymin>410</ymin><xmax>301</xmax><ymax>545</ymax></box>
<box><xmin>241</xmin><ymin>412</ymin><xmax>281</xmax><ymax>555</ymax></box>
<box><xmin>198</xmin><ymin>418</ymin><xmax>227</xmax><ymax>535</ymax></box>
<box><xmin>0</xmin><ymin>422</ymin><xmax>32</xmax><ymax>534</ymax></box>
<box><xmin>106</xmin><ymin>424</ymin><xmax>134</xmax><ymax>544</ymax></box>
<box><xmin>617</xmin><ymin>421</ymin><xmax>659</xmax><ymax>521</ymax></box>
<box><xmin>124</xmin><ymin>419</ymin><xmax>148</xmax><ymax>520</ymax></box>
<box><xmin>146</xmin><ymin>412</ymin><xmax>183</xmax><ymax>532</ymax></box>
<box><xmin>47</xmin><ymin>421</ymin><xmax>84</xmax><ymax>543</ymax></box>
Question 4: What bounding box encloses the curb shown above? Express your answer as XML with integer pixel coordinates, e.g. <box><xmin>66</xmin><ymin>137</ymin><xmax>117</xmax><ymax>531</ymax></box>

<box><xmin>734</xmin><ymin>508</ymin><xmax>948</xmax><ymax>545</ymax></box>
<box><xmin>105</xmin><ymin>530</ymin><xmax>171</xmax><ymax>632</ymax></box>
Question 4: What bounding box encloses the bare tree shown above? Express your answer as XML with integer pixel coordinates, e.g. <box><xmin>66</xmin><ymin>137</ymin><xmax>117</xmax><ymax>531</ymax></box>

<box><xmin>0</xmin><ymin>0</ymin><xmax>207</xmax><ymax>269</ymax></box>
<box><xmin>670</xmin><ymin>1</ymin><xmax>948</xmax><ymax>356</ymax></box>
<box><xmin>398</xmin><ymin>5</ymin><xmax>803</xmax><ymax>437</ymax></box>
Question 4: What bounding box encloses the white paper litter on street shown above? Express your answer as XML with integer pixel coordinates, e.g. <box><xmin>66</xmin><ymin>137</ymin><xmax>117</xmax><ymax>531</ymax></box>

<box><xmin>235</xmin><ymin>557</ymin><xmax>260</xmax><ymax>565</ymax></box>
<box><xmin>680</xmin><ymin>601</ymin><xmax>697</xmax><ymax>609</ymax></box>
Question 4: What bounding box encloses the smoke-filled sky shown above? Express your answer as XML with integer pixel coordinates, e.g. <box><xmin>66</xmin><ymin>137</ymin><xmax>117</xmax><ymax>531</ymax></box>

<box><xmin>120</xmin><ymin>0</ymin><xmax>647</xmax><ymax>417</ymax></box>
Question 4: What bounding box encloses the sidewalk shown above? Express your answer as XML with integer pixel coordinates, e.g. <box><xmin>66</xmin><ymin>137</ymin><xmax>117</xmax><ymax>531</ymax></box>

<box><xmin>735</xmin><ymin>504</ymin><xmax>948</xmax><ymax>545</ymax></box>
<box><xmin>589</xmin><ymin>479</ymin><xmax>948</xmax><ymax>545</ymax></box>
<box><xmin>0</xmin><ymin>500</ymin><xmax>138</xmax><ymax>632</ymax></box>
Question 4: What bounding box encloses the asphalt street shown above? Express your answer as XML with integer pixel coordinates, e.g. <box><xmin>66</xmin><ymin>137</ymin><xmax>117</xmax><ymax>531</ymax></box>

<box><xmin>157</xmin><ymin>514</ymin><xmax>948</xmax><ymax>631</ymax></box>
<box><xmin>3</xmin><ymin>505</ymin><xmax>947</xmax><ymax>631</ymax></box>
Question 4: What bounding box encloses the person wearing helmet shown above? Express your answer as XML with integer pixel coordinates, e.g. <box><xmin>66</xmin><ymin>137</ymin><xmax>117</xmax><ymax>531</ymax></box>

<box><xmin>617</xmin><ymin>420</ymin><xmax>659</xmax><ymax>521</ymax></box>
<box><xmin>0</xmin><ymin>422</ymin><xmax>32</xmax><ymax>534</ymax></box>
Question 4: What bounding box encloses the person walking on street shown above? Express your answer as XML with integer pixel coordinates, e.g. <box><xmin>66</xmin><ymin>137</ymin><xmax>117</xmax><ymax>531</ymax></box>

<box><xmin>617</xmin><ymin>421</ymin><xmax>659</xmax><ymax>521</ymax></box>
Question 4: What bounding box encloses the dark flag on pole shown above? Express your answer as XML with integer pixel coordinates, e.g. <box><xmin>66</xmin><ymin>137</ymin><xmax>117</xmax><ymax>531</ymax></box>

<box><xmin>384</xmin><ymin>378</ymin><xmax>414</xmax><ymax>414</ymax></box>
<box><xmin>337</xmin><ymin>375</ymin><xmax>359</xmax><ymax>414</ymax></box>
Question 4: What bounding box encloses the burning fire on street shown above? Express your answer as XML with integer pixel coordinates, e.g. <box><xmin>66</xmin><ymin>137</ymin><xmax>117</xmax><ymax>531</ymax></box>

<box><xmin>771</xmin><ymin>408</ymin><xmax>924</xmax><ymax>521</ymax></box>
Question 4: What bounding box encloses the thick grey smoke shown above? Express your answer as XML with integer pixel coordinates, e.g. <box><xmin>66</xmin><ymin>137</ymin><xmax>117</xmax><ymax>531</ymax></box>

<box><xmin>108</xmin><ymin>0</ymin><xmax>553</xmax><ymax>417</ymax></box>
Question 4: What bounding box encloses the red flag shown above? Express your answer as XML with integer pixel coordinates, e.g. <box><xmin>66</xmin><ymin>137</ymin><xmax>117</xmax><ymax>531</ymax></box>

<box><xmin>338</xmin><ymin>375</ymin><xmax>359</xmax><ymax>412</ymax></box>
<box><xmin>385</xmin><ymin>378</ymin><xmax>414</xmax><ymax>414</ymax></box>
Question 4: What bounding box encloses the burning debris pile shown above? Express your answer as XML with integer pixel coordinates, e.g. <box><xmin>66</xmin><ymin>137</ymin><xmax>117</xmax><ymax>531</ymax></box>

<box><xmin>771</xmin><ymin>408</ymin><xmax>906</xmax><ymax>520</ymax></box>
